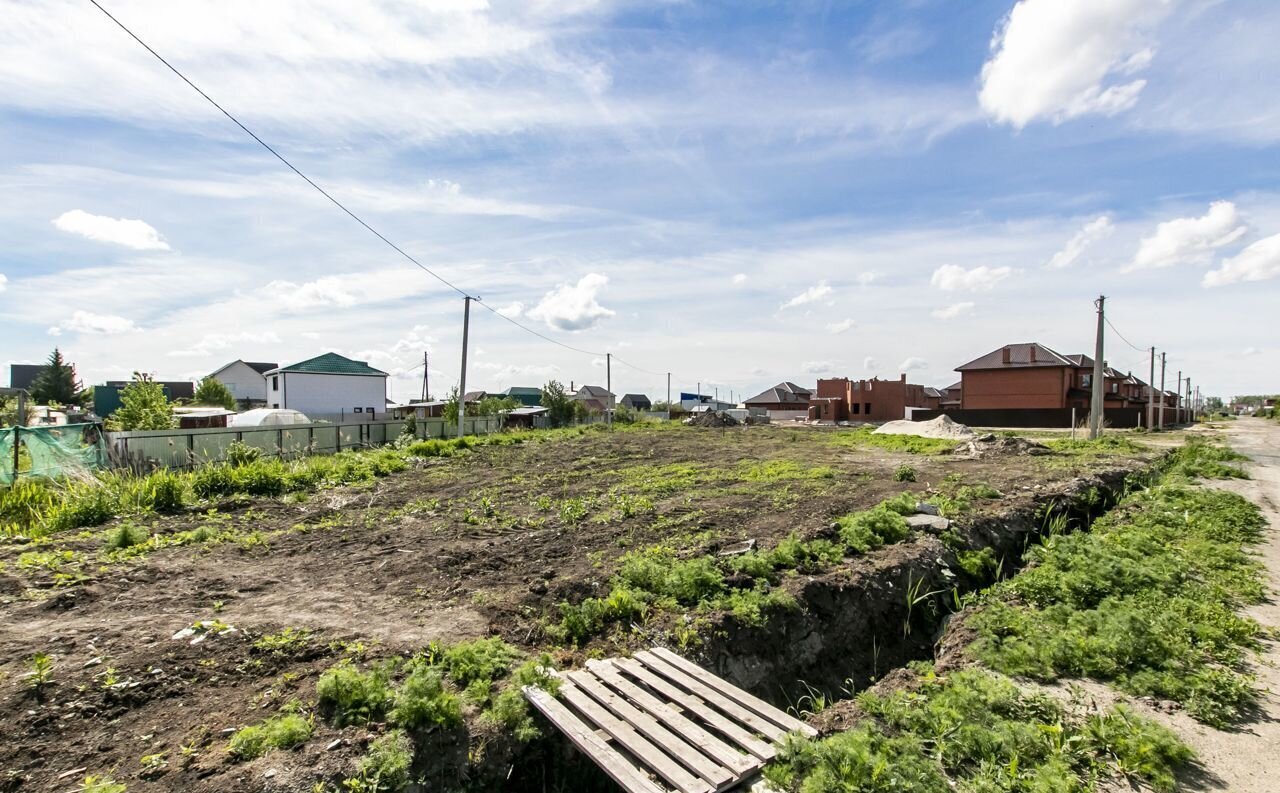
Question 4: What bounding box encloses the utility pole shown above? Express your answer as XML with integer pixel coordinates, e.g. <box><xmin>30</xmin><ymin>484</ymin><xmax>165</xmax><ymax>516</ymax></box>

<box><xmin>1157</xmin><ymin>352</ymin><xmax>1167</xmax><ymax>430</ymax></box>
<box><xmin>1146</xmin><ymin>346</ymin><xmax>1155</xmax><ymax>431</ymax></box>
<box><xmin>457</xmin><ymin>296</ymin><xmax>472</xmax><ymax>439</ymax></box>
<box><xmin>1186</xmin><ymin>378</ymin><xmax>1193</xmax><ymax>423</ymax></box>
<box><xmin>606</xmin><ymin>353</ymin><xmax>612</xmax><ymax>428</ymax></box>
<box><xmin>666</xmin><ymin>373</ymin><xmax>671</xmax><ymax>412</ymax></box>
<box><xmin>421</xmin><ymin>351</ymin><xmax>429</xmax><ymax>402</ymax></box>
<box><xmin>1175</xmin><ymin>371</ymin><xmax>1182</xmax><ymax>425</ymax></box>
<box><xmin>1089</xmin><ymin>295</ymin><xmax>1106</xmax><ymax>439</ymax></box>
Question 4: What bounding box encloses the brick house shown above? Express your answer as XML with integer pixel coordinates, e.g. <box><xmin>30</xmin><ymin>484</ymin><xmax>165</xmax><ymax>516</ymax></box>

<box><xmin>956</xmin><ymin>343</ymin><xmax>1093</xmax><ymax>410</ymax></box>
<box><xmin>743</xmin><ymin>382</ymin><xmax>812</xmax><ymax>420</ymax></box>
<box><xmin>807</xmin><ymin>374</ymin><xmax>934</xmax><ymax>422</ymax></box>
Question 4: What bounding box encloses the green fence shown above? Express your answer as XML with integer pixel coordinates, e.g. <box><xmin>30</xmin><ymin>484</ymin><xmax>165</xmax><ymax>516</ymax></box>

<box><xmin>1</xmin><ymin>424</ymin><xmax>109</xmax><ymax>485</ymax></box>
<box><xmin>105</xmin><ymin>416</ymin><xmax>501</xmax><ymax>472</ymax></box>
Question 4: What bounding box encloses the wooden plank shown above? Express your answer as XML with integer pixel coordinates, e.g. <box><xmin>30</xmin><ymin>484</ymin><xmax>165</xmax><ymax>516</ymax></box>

<box><xmin>649</xmin><ymin>647</ymin><xmax>817</xmax><ymax>738</ymax></box>
<box><xmin>559</xmin><ymin>680</ymin><xmax>714</xmax><ymax>793</ymax></box>
<box><xmin>633</xmin><ymin>652</ymin><xmax>789</xmax><ymax>744</ymax></box>
<box><xmin>523</xmin><ymin>686</ymin><xmax>668</xmax><ymax>793</ymax></box>
<box><xmin>568</xmin><ymin>670</ymin><xmax>736</xmax><ymax>790</ymax></box>
<box><xmin>616</xmin><ymin>658</ymin><xmax>777</xmax><ymax>760</ymax></box>
<box><xmin>588</xmin><ymin>659</ymin><xmax>758</xmax><ymax>777</ymax></box>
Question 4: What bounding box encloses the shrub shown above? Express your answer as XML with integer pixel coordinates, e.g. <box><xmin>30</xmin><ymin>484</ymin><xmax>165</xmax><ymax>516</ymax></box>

<box><xmin>837</xmin><ymin>507</ymin><xmax>910</xmax><ymax>554</ymax></box>
<box><xmin>317</xmin><ymin>662</ymin><xmax>393</xmax><ymax>726</ymax></box>
<box><xmin>231</xmin><ymin>461</ymin><xmax>288</xmax><ymax>496</ymax></box>
<box><xmin>228</xmin><ymin>712</ymin><xmax>313</xmax><ymax>760</ymax></box>
<box><xmin>225</xmin><ymin>440</ymin><xmax>262</xmax><ymax>467</ymax></box>
<box><xmin>389</xmin><ymin>662</ymin><xmax>462</xmax><ymax>730</ymax></box>
<box><xmin>894</xmin><ymin>465</ymin><xmax>917</xmax><ymax>482</ymax></box>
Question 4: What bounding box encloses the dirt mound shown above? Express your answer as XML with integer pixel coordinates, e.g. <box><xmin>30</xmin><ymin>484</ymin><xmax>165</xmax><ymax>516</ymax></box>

<box><xmin>873</xmin><ymin>415</ymin><xmax>975</xmax><ymax>439</ymax></box>
<box><xmin>956</xmin><ymin>434</ymin><xmax>1050</xmax><ymax>458</ymax></box>
<box><xmin>685</xmin><ymin>411</ymin><xmax>740</xmax><ymax>427</ymax></box>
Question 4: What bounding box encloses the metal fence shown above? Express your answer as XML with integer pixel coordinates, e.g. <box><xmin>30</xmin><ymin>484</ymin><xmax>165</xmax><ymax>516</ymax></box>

<box><xmin>105</xmin><ymin>416</ymin><xmax>502</xmax><ymax>472</ymax></box>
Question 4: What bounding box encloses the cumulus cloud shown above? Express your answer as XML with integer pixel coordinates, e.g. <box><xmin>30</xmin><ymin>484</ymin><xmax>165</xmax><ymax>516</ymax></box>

<box><xmin>856</xmin><ymin>272</ymin><xmax>879</xmax><ymax>287</ymax></box>
<box><xmin>1046</xmin><ymin>216</ymin><xmax>1114</xmax><ymax>269</ymax></box>
<box><xmin>781</xmin><ymin>281</ymin><xmax>833</xmax><ymax>309</ymax></box>
<box><xmin>899</xmin><ymin>357</ymin><xmax>928</xmax><ymax>372</ymax></box>
<box><xmin>825</xmin><ymin>318</ymin><xmax>856</xmax><ymax>333</ymax></box>
<box><xmin>732</xmin><ymin>273</ymin><xmax>747</xmax><ymax>285</ymax></box>
<box><xmin>265</xmin><ymin>276</ymin><xmax>360</xmax><ymax>311</ymax></box>
<box><xmin>1203</xmin><ymin>233</ymin><xmax>1280</xmax><ymax>287</ymax></box>
<box><xmin>979</xmin><ymin>0</ymin><xmax>1172</xmax><ymax>127</ymax></box>
<box><xmin>1127</xmin><ymin>201</ymin><xmax>1248</xmax><ymax>272</ymax></box>
<box><xmin>802</xmin><ymin>361</ymin><xmax>834</xmax><ymax>375</ymax></box>
<box><xmin>863</xmin><ymin>357</ymin><xmax>880</xmax><ymax>372</ymax></box>
<box><xmin>930</xmin><ymin>264</ymin><xmax>1013</xmax><ymax>292</ymax></box>
<box><xmin>170</xmin><ymin>331</ymin><xmax>282</xmax><ymax>357</ymax></box>
<box><xmin>48</xmin><ymin>310</ymin><xmax>136</xmax><ymax>335</ymax></box>
<box><xmin>52</xmin><ymin>209</ymin><xmax>170</xmax><ymax>250</ymax></box>
<box><xmin>495</xmin><ymin>301</ymin><xmax>525</xmax><ymax>318</ymax></box>
<box><xmin>0</xmin><ymin>273</ymin><xmax>6</xmax><ymax>292</ymax></box>
<box><xmin>527</xmin><ymin>273</ymin><xmax>615</xmax><ymax>331</ymax></box>
<box><xmin>931</xmin><ymin>302</ymin><xmax>975</xmax><ymax>320</ymax></box>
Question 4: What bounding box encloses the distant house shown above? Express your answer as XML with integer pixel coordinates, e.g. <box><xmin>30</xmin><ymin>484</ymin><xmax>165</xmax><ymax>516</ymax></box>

<box><xmin>743</xmin><ymin>382</ymin><xmax>812</xmax><ymax>420</ymax></box>
<box><xmin>206</xmin><ymin>360</ymin><xmax>277</xmax><ymax>407</ymax></box>
<box><xmin>808</xmin><ymin>375</ymin><xmax>934</xmax><ymax>422</ymax></box>
<box><xmin>620</xmin><ymin>393</ymin><xmax>652</xmax><ymax>411</ymax></box>
<box><xmin>505</xmin><ymin>405</ymin><xmax>549</xmax><ymax>429</ymax></box>
<box><xmin>264</xmin><ymin>353</ymin><xmax>388</xmax><ymax>419</ymax></box>
<box><xmin>501</xmin><ymin>386</ymin><xmax>543</xmax><ymax>407</ymax></box>
<box><xmin>462</xmin><ymin>390</ymin><xmax>488</xmax><ymax>404</ymax></box>
<box><xmin>174</xmin><ymin>406</ymin><xmax>234</xmax><ymax>429</ymax></box>
<box><xmin>105</xmin><ymin>379</ymin><xmax>195</xmax><ymax>401</ymax></box>
<box><xmin>391</xmin><ymin>400</ymin><xmax>445</xmax><ymax>420</ymax></box>
<box><xmin>574</xmin><ymin>385</ymin><xmax>616</xmax><ymax>411</ymax></box>
<box><xmin>939</xmin><ymin>380</ymin><xmax>963</xmax><ymax>409</ymax></box>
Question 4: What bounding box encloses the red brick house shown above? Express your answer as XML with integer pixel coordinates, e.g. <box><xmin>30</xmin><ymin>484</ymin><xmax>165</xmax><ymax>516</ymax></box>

<box><xmin>807</xmin><ymin>374</ymin><xmax>934</xmax><ymax>422</ymax></box>
<box><xmin>743</xmin><ymin>382</ymin><xmax>812</xmax><ymax>419</ymax></box>
<box><xmin>957</xmin><ymin>343</ymin><xmax>1093</xmax><ymax>410</ymax></box>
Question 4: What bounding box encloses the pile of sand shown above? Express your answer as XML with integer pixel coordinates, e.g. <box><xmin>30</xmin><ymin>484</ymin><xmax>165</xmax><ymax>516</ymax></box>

<box><xmin>873</xmin><ymin>415</ymin><xmax>975</xmax><ymax>439</ymax></box>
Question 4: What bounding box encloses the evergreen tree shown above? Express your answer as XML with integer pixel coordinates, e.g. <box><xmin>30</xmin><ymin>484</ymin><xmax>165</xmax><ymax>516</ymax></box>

<box><xmin>194</xmin><ymin>377</ymin><xmax>238</xmax><ymax>410</ymax></box>
<box><xmin>30</xmin><ymin>348</ymin><xmax>80</xmax><ymax>405</ymax></box>
<box><xmin>107</xmin><ymin>374</ymin><xmax>174</xmax><ymax>431</ymax></box>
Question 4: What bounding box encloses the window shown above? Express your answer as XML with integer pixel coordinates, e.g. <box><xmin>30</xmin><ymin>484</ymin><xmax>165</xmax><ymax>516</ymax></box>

<box><xmin>1111</xmin><ymin>383</ymin><xmax>1118</xmax><ymax>393</ymax></box>
<box><xmin>864</xmin><ymin>402</ymin><xmax>871</xmax><ymax>415</ymax></box>
<box><xmin>272</xmin><ymin>375</ymin><xmax>279</xmax><ymax>390</ymax></box>
<box><xmin>354</xmin><ymin>407</ymin><xmax>363</xmax><ymax>413</ymax></box>
<box><xmin>272</xmin><ymin>403</ymin><xmax>278</xmax><ymax>409</ymax></box>
<box><xmin>1081</xmin><ymin>374</ymin><xmax>1092</xmax><ymax>387</ymax></box>
<box><xmin>366</xmin><ymin>407</ymin><xmax>375</xmax><ymax>414</ymax></box>
<box><xmin>852</xmin><ymin>403</ymin><xmax>860</xmax><ymax>415</ymax></box>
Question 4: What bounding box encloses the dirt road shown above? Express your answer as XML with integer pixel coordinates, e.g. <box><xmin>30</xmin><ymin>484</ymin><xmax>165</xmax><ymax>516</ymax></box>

<box><xmin>1167</xmin><ymin>418</ymin><xmax>1280</xmax><ymax>792</ymax></box>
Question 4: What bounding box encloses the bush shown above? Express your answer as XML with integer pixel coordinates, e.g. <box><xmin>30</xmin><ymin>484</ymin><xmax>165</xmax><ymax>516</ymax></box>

<box><xmin>228</xmin><ymin>712</ymin><xmax>313</xmax><ymax>760</ymax></box>
<box><xmin>225</xmin><ymin>440</ymin><xmax>262</xmax><ymax>467</ymax></box>
<box><xmin>317</xmin><ymin>662</ymin><xmax>393</xmax><ymax>726</ymax></box>
<box><xmin>894</xmin><ymin>465</ymin><xmax>917</xmax><ymax>482</ymax></box>
<box><xmin>134</xmin><ymin>470</ymin><xmax>186</xmax><ymax>513</ymax></box>
<box><xmin>389</xmin><ymin>662</ymin><xmax>462</xmax><ymax>730</ymax></box>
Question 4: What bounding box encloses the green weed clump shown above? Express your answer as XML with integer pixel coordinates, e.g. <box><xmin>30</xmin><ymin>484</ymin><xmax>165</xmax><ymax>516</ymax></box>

<box><xmin>971</xmin><ymin>480</ymin><xmax>1267</xmax><ymax>728</ymax></box>
<box><xmin>1045</xmin><ymin>434</ymin><xmax>1147</xmax><ymax>457</ymax></box>
<box><xmin>617</xmin><ymin>546</ymin><xmax>724</xmax><ymax>604</ymax></box>
<box><xmin>347</xmin><ymin>729</ymin><xmax>413</xmax><ymax>793</ymax></box>
<box><xmin>831</xmin><ymin>426</ymin><xmax>958</xmax><ymax>455</ymax></box>
<box><xmin>440</xmin><ymin>637</ymin><xmax>520</xmax><ymax>688</ymax></box>
<box><xmin>894</xmin><ymin>464</ymin><xmax>917</xmax><ymax>482</ymax></box>
<box><xmin>317</xmin><ymin>662</ymin><xmax>393</xmax><ymax>726</ymax></box>
<box><xmin>103</xmin><ymin>522</ymin><xmax>149</xmax><ymax>551</ymax></box>
<box><xmin>251</xmin><ymin>627</ymin><xmax>312</xmax><ymax>656</ymax></box>
<box><xmin>228</xmin><ymin>712</ymin><xmax>313</xmax><ymax>760</ymax></box>
<box><xmin>765</xmin><ymin>667</ymin><xmax>1192</xmax><ymax>793</ymax></box>
<box><xmin>1162</xmin><ymin>437</ymin><xmax>1249</xmax><ymax>479</ymax></box>
<box><xmin>389</xmin><ymin>662</ymin><xmax>462</xmax><ymax>730</ymax></box>
<box><xmin>837</xmin><ymin>507</ymin><xmax>910</xmax><ymax>553</ymax></box>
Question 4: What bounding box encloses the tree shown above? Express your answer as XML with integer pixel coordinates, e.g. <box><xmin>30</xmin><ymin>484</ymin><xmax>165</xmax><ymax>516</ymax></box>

<box><xmin>30</xmin><ymin>348</ymin><xmax>80</xmax><ymax>405</ymax></box>
<box><xmin>443</xmin><ymin>386</ymin><xmax>460</xmax><ymax>426</ymax></box>
<box><xmin>194</xmin><ymin>377</ymin><xmax>237</xmax><ymax>410</ymax></box>
<box><xmin>540</xmin><ymin>380</ymin><xmax>576</xmax><ymax>428</ymax></box>
<box><xmin>107</xmin><ymin>374</ymin><xmax>174</xmax><ymax>431</ymax></box>
<box><xmin>475</xmin><ymin>395</ymin><xmax>519</xmax><ymax>416</ymax></box>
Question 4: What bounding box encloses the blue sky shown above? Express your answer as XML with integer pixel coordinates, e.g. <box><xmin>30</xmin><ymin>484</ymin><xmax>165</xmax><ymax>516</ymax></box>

<box><xmin>1</xmin><ymin>0</ymin><xmax>1278</xmax><ymax>401</ymax></box>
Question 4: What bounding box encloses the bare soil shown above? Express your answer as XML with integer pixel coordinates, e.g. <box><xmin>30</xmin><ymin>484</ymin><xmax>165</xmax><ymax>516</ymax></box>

<box><xmin>0</xmin><ymin>424</ymin><xmax>1153</xmax><ymax>792</ymax></box>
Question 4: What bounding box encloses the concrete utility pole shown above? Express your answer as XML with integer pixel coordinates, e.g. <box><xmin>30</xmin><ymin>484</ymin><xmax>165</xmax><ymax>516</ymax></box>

<box><xmin>666</xmin><ymin>372</ymin><xmax>671</xmax><ymax>413</ymax></box>
<box><xmin>1175</xmin><ymin>371</ymin><xmax>1183</xmax><ymax>425</ymax></box>
<box><xmin>1089</xmin><ymin>295</ymin><xmax>1106</xmax><ymax>439</ymax></box>
<box><xmin>457</xmin><ymin>296</ymin><xmax>472</xmax><ymax>439</ymax></box>
<box><xmin>1147</xmin><ymin>347</ymin><xmax>1156</xmax><ymax>430</ymax></box>
<box><xmin>1158</xmin><ymin>352</ymin><xmax>1167</xmax><ymax>430</ymax></box>
<box><xmin>606</xmin><ymin>353</ymin><xmax>612</xmax><ymax>428</ymax></box>
<box><xmin>1187</xmin><ymin>378</ymin><xmax>1193</xmax><ymax>423</ymax></box>
<box><xmin>421</xmin><ymin>350</ymin><xmax>429</xmax><ymax>402</ymax></box>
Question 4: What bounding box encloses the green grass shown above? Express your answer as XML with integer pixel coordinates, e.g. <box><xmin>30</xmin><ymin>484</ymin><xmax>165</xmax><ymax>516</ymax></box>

<box><xmin>346</xmin><ymin>729</ymin><xmax>413</xmax><ymax>793</ymax></box>
<box><xmin>251</xmin><ymin>627</ymin><xmax>312</xmax><ymax>656</ymax></box>
<box><xmin>228</xmin><ymin>712</ymin><xmax>313</xmax><ymax>760</ymax></box>
<box><xmin>389</xmin><ymin>661</ymin><xmax>462</xmax><ymax>730</ymax></box>
<box><xmin>316</xmin><ymin>661</ymin><xmax>394</xmax><ymax>726</ymax></box>
<box><xmin>1162</xmin><ymin>437</ymin><xmax>1250</xmax><ymax>479</ymax></box>
<box><xmin>831</xmin><ymin>426</ymin><xmax>959</xmax><ymax>455</ymax></box>
<box><xmin>1044</xmin><ymin>434</ymin><xmax>1147</xmax><ymax>457</ymax></box>
<box><xmin>765</xmin><ymin>666</ymin><xmax>1192</xmax><ymax>793</ymax></box>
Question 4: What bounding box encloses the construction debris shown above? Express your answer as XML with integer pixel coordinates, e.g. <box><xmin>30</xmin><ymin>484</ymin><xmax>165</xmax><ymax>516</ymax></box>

<box><xmin>956</xmin><ymin>435</ymin><xmax>1051</xmax><ymax>458</ymax></box>
<box><xmin>684</xmin><ymin>411</ymin><xmax>740</xmax><ymax>428</ymax></box>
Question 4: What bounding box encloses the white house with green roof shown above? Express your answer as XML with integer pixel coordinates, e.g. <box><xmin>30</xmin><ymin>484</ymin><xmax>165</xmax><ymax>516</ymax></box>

<box><xmin>263</xmin><ymin>353</ymin><xmax>389</xmax><ymax>420</ymax></box>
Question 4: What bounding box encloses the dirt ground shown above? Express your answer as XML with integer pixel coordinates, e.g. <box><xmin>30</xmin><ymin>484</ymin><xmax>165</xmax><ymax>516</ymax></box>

<box><xmin>0</xmin><ymin>423</ymin><xmax>1154</xmax><ymax>792</ymax></box>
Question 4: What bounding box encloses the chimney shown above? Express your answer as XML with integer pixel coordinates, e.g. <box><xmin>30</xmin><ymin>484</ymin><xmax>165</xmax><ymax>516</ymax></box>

<box><xmin>570</xmin><ymin>380</ymin><xmax>575</xmax><ymax>392</ymax></box>
<box><xmin>1001</xmin><ymin>346</ymin><xmax>1012</xmax><ymax>364</ymax></box>
<box><xmin>1030</xmin><ymin>345</ymin><xmax>1039</xmax><ymax>363</ymax></box>
<box><xmin>900</xmin><ymin>373</ymin><xmax>907</xmax><ymax>384</ymax></box>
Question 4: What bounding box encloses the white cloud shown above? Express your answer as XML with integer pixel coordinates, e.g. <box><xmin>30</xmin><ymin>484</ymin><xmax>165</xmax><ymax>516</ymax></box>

<box><xmin>856</xmin><ymin>272</ymin><xmax>879</xmax><ymax>287</ymax></box>
<box><xmin>863</xmin><ymin>357</ymin><xmax>880</xmax><ymax>372</ymax></box>
<box><xmin>1242</xmin><ymin>347</ymin><xmax>1261</xmax><ymax>356</ymax></box>
<box><xmin>52</xmin><ymin>209</ymin><xmax>170</xmax><ymax>250</ymax></box>
<box><xmin>265</xmin><ymin>276</ymin><xmax>360</xmax><ymax>311</ymax></box>
<box><xmin>526</xmin><ymin>273</ymin><xmax>615</xmax><ymax>331</ymax></box>
<box><xmin>979</xmin><ymin>0</ymin><xmax>1172</xmax><ymax>127</ymax></box>
<box><xmin>899</xmin><ymin>357</ymin><xmax>928</xmax><ymax>373</ymax></box>
<box><xmin>1046</xmin><ymin>216</ymin><xmax>1114</xmax><ymax>269</ymax></box>
<box><xmin>0</xmin><ymin>273</ymin><xmax>6</xmax><ymax>292</ymax></box>
<box><xmin>1127</xmin><ymin>201</ymin><xmax>1248</xmax><ymax>272</ymax></box>
<box><xmin>825</xmin><ymin>318</ymin><xmax>856</xmax><ymax>334</ymax></box>
<box><xmin>169</xmin><ymin>331</ymin><xmax>282</xmax><ymax>357</ymax></box>
<box><xmin>48</xmin><ymin>310</ymin><xmax>137</xmax><ymax>335</ymax></box>
<box><xmin>781</xmin><ymin>281</ymin><xmax>832</xmax><ymax>309</ymax></box>
<box><xmin>802</xmin><ymin>360</ymin><xmax>834</xmax><ymax>375</ymax></box>
<box><xmin>930</xmin><ymin>264</ymin><xmax>1013</xmax><ymax>292</ymax></box>
<box><xmin>1203</xmin><ymin>233</ymin><xmax>1280</xmax><ymax>288</ymax></box>
<box><xmin>495</xmin><ymin>301</ymin><xmax>525</xmax><ymax>318</ymax></box>
<box><xmin>732</xmin><ymin>273</ymin><xmax>747</xmax><ymax>286</ymax></box>
<box><xmin>931</xmin><ymin>302</ymin><xmax>975</xmax><ymax>320</ymax></box>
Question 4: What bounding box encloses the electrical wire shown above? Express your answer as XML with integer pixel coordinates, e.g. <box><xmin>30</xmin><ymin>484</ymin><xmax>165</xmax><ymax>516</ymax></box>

<box><xmin>1104</xmin><ymin>317</ymin><xmax>1148</xmax><ymax>353</ymax></box>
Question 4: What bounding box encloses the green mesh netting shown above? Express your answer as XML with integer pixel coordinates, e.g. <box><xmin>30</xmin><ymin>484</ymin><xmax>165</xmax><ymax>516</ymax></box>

<box><xmin>0</xmin><ymin>424</ymin><xmax>106</xmax><ymax>485</ymax></box>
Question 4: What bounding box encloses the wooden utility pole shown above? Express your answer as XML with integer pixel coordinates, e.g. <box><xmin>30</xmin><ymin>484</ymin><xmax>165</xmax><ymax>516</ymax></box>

<box><xmin>1147</xmin><ymin>346</ymin><xmax>1155</xmax><ymax>430</ymax></box>
<box><xmin>1089</xmin><ymin>295</ymin><xmax>1106</xmax><ymax>439</ymax></box>
<box><xmin>1157</xmin><ymin>353</ymin><xmax>1167</xmax><ymax>429</ymax></box>
<box><xmin>457</xmin><ymin>296</ymin><xmax>472</xmax><ymax>439</ymax></box>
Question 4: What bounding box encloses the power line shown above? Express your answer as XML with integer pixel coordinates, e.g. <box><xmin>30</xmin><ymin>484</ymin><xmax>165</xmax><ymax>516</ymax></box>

<box><xmin>1103</xmin><ymin>317</ymin><xmax>1147</xmax><ymax>353</ymax></box>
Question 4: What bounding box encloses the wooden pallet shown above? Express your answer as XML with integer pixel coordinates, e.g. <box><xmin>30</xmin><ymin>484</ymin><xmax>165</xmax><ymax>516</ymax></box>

<box><xmin>523</xmin><ymin>647</ymin><xmax>816</xmax><ymax>793</ymax></box>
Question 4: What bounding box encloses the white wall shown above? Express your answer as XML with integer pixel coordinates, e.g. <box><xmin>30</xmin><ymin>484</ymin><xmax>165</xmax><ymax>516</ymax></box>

<box><xmin>212</xmin><ymin>361</ymin><xmax>268</xmax><ymax>402</ymax></box>
<box><xmin>269</xmin><ymin>372</ymin><xmax>387</xmax><ymax>418</ymax></box>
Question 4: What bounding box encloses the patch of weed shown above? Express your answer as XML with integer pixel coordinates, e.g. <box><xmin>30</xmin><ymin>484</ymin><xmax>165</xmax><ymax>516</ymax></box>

<box><xmin>228</xmin><ymin>712</ymin><xmax>313</xmax><ymax>760</ymax></box>
<box><xmin>316</xmin><ymin>661</ymin><xmax>392</xmax><ymax>726</ymax></box>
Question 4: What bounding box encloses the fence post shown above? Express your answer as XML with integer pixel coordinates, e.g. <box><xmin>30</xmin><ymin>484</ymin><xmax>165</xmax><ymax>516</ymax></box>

<box><xmin>186</xmin><ymin>432</ymin><xmax>195</xmax><ymax>470</ymax></box>
<box><xmin>278</xmin><ymin>428</ymin><xmax>284</xmax><ymax>458</ymax></box>
<box><xmin>11</xmin><ymin>426</ymin><xmax>19</xmax><ymax>481</ymax></box>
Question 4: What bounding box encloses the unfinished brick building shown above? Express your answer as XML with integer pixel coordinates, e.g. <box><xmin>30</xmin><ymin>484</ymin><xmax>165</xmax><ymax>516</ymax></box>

<box><xmin>807</xmin><ymin>374</ymin><xmax>934</xmax><ymax>422</ymax></box>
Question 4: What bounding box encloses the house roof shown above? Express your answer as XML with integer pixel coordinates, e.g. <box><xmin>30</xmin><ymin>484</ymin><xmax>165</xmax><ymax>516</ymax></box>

<box><xmin>923</xmin><ymin>387</ymin><xmax>945</xmax><ymax>398</ymax></box>
<box><xmin>944</xmin><ymin>380</ymin><xmax>962</xmax><ymax>392</ymax></box>
<box><xmin>508</xmin><ymin>406</ymin><xmax>549</xmax><ymax>416</ymax></box>
<box><xmin>956</xmin><ymin>343</ymin><xmax>1076</xmax><ymax>371</ymax></box>
<box><xmin>267</xmin><ymin>353</ymin><xmax>387</xmax><ymax>377</ymax></box>
<box><xmin>577</xmin><ymin>385</ymin><xmax>614</xmax><ymax>398</ymax></box>
<box><xmin>743</xmin><ymin>382</ymin><xmax>813</xmax><ymax>405</ymax></box>
<box><xmin>502</xmin><ymin>386</ymin><xmax>542</xmax><ymax>397</ymax></box>
<box><xmin>621</xmin><ymin>393</ymin><xmax>651</xmax><ymax>404</ymax></box>
<box><xmin>463</xmin><ymin>390</ymin><xmax>487</xmax><ymax>402</ymax></box>
<box><xmin>208</xmin><ymin>359</ymin><xmax>280</xmax><ymax>379</ymax></box>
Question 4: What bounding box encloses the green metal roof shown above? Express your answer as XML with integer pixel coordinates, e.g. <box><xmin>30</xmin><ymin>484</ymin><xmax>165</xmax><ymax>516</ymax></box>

<box><xmin>502</xmin><ymin>386</ymin><xmax>542</xmax><ymax>395</ymax></box>
<box><xmin>272</xmin><ymin>352</ymin><xmax>387</xmax><ymax>377</ymax></box>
